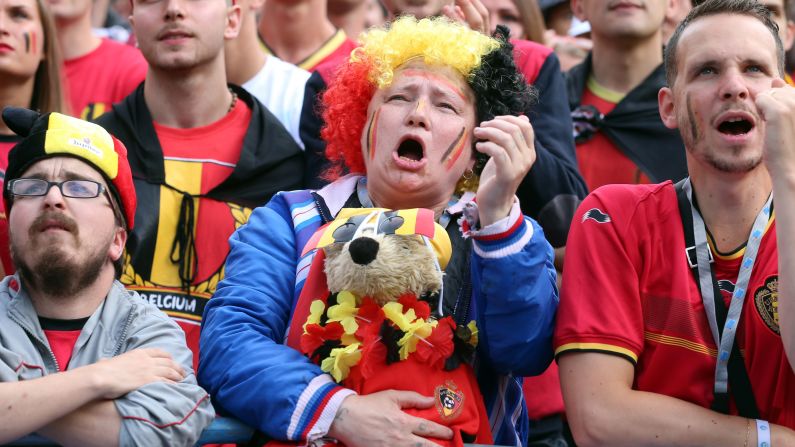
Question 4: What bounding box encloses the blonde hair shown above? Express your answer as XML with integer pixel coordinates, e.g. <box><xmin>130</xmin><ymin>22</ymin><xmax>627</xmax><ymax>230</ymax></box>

<box><xmin>354</xmin><ymin>16</ymin><xmax>501</xmax><ymax>89</ymax></box>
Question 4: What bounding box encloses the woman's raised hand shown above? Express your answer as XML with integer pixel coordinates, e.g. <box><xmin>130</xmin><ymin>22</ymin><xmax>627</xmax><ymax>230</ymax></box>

<box><xmin>472</xmin><ymin>115</ymin><xmax>536</xmax><ymax>227</ymax></box>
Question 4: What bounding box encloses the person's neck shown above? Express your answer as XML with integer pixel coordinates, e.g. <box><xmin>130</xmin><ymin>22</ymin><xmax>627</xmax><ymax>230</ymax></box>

<box><xmin>589</xmin><ymin>32</ymin><xmax>662</xmax><ymax>94</ymax></box>
<box><xmin>225</xmin><ymin>15</ymin><xmax>268</xmax><ymax>85</ymax></box>
<box><xmin>56</xmin><ymin>15</ymin><xmax>102</xmax><ymax>60</ymax></box>
<box><xmin>689</xmin><ymin>164</ymin><xmax>772</xmax><ymax>253</ymax></box>
<box><xmin>144</xmin><ymin>59</ymin><xmax>234</xmax><ymax>128</ymax></box>
<box><xmin>259</xmin><ymin>0</ymin><xmax>336</xmax><ymax>65</ymax></box>
<box><xmin>0</xmin><ymin>76</ymin><xmax>35</xmax><ymax>134</ymax></box>
<box><xmin>28</xmin><ymin>267</ymin><xmax>115</xmax><ymax>320</ymax></box>
<box><xmin>328</xmin><ymin>1</ymin><xmax>366</xmax><ymax>40</ymax></box>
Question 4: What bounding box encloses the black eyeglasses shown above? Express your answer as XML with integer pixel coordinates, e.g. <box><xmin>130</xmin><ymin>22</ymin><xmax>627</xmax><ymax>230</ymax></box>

<box><xmin>7</xmin><ymin>178</ymin><xmax>106</xmax><ymax>199</ymax></box>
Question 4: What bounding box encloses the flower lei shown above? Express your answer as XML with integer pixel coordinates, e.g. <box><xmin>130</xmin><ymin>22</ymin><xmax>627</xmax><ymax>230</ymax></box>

<box><xmin>301</xmin><ymin>292</ymin><xmax>478</xmax><ymax>383</ymax></box>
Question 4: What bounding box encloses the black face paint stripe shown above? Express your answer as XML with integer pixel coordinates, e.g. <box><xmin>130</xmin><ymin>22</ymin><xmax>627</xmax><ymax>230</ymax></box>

<box><xmin>440</xmin><ymin>127</ymin><xmax>466</xmax><ymax>163</ymax></box>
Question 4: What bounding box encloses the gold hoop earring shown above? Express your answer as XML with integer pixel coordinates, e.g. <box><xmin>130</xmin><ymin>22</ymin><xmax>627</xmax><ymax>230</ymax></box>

<box><xmin>455</xmin><ymin>169</ymin><xmax>479</xmax><ymax>194</ymax></box>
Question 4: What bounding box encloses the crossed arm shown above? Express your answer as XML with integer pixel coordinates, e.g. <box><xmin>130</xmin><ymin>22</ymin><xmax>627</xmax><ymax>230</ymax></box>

<box><xmin>0</xmin><ymin>348</ymin><xmax>184</xmax><ymax>446</ymax></box>
<box><xmin>559</xmin><ymin>352</ymin><xmax>795</xmax><ymax>447</ymax></box>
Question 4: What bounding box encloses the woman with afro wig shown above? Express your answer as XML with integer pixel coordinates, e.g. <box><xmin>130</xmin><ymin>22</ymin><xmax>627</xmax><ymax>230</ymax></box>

<box><xmin>199</xmin><ymin>16</ymin><xmax>559</xmax><ymax>447</ymax></box>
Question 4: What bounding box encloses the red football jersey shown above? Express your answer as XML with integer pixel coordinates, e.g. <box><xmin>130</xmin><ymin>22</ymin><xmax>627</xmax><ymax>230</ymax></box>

<box><xmin>555</xmin><ymin>182</ymin><xmax>794</xmax><ymax>428</ymax></box>
<box><xmin>64</xmin><ymin>39</ymin><xmax>148</xmax><ymax>120</ymax></box>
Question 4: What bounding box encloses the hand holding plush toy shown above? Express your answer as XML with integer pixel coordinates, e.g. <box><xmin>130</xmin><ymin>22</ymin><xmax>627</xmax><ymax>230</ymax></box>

<box><xmin>295</xmin><ymin>208</ymin><xmax>492</xmax><ymax>447</ymax></box>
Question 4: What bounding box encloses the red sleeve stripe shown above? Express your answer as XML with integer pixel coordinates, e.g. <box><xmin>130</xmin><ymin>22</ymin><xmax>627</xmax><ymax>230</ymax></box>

<box><xmin>121</xmin><ymin>393</ymin><xmax>210</xmax><ymax>429</ymax></box>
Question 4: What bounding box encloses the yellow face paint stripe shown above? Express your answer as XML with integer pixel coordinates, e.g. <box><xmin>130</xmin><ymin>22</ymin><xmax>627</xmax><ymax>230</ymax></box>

<box><xmin>367</xmin><ymin>108</ymin><xmax>380</xmax><ymax>160</ymax></box>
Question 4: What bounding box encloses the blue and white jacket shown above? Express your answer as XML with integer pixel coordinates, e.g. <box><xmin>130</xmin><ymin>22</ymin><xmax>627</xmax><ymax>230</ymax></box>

<box><xmin>198</xmin><ymin>176</ymin><xmax>558</xmax><ymax>446</ymax></box>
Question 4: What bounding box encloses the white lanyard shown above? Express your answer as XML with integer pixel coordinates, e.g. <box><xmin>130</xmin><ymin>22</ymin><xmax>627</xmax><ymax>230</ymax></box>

<box><xmin>681</xmin><ymin>178</ymin><xmax>772</xmax><ymax>397</ymax></box>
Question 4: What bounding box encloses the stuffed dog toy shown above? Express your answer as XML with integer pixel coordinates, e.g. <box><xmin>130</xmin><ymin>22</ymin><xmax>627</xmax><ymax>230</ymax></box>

<box><xmin>287</xmin><ymin>208</ymin><xmax>492</xmax><ymax>447</ymax></box>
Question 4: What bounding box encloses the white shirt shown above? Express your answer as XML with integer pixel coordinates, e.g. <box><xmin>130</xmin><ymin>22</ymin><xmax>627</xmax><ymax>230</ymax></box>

<box><xmin>242</xmin><ymin>56</ymin><xmax>311</xmax><ymax>149</ymax></box>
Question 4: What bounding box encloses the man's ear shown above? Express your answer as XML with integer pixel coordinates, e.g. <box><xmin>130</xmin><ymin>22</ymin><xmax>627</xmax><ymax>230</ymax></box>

<box><xmin>571</xmin><ymin>0</ymin><xmax>586</xmax><ymax>21</ymax></box>
<box><xmin>109</xmin><ymin>228</ymin><xmax>128</xmax><ymax>263</ymax></box>
<box><xmin>658</xmin><ymin>86</ymin><xmax>679</xmax><ymax>130</ymax></box>
<box><xmin>224</xmin><ymin>3</ymin><xmax>243</xmax><ymax>40</ymax></box>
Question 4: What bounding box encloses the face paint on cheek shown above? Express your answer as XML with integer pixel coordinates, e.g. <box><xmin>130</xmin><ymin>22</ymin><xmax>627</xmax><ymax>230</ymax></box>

<box><xmin>366</xmin><ymin>108</ymin><xmax>381</xmax><ymax>160</ymax></box>
<box><xmin>686</xmin><ymin>93</ymin><xmax>699</xmax><ymax>143</ymax></box>
<box><xmin>23</xmin><ymin>32</ymin><xmax>31</xmax><ymax>53</ymax></box>
<box><xmin>441</xmin><ymin>127</ymin><xmax>467</xmax><ymax>170</ymax></box>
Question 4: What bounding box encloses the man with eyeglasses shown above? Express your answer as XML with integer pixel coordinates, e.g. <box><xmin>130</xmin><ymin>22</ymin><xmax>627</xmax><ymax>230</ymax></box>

<box><xmin>0</xmin><ymin>107</ymin><xmax>213</xmax><ymax>446</ymax></box>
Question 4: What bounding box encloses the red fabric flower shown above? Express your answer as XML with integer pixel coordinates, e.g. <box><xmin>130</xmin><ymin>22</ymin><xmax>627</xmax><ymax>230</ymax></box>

<box><xmin>358</xmin><ymin>329</ymin><xmax>386</xmax><ymax>380</ymax></box>
<box><xmin>414</xmin><ymin>317</ymin><xmax>455</xmax><ymax>369</ymax></box>
<box><xmin>301</xmin><ymin>322</ymin><xmax>344</xmax><ymax>355</ymax></box>
<box><xmin>355</xmin><ymin>298</ymin><xmax>385</xmax><ymax>340</ymax></box>
<box><xmin>398</xmin><ymin>294</ymin><xmax>430</xmax><ymax>320</ymax></box>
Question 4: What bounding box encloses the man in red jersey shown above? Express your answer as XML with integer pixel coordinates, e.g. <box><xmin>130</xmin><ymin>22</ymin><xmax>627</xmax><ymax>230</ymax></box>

<box><xmin>567</xmin><ymin>0</ymin><xmax>687</xmax><ymax>191</ymax></box>
<box><xmin>556</xmin><ymin>0</ymin><xmax>795</xmax><ymax>445</ymax></box>
<box><xmin>96</xmin><ymin>0</ymin><xmax>305</xmax><ymax>368</ymax></box>
<box><xmin>48</xmin><ymin>0</ymin><xmax>147</xmax><ymax>119</ymax></box>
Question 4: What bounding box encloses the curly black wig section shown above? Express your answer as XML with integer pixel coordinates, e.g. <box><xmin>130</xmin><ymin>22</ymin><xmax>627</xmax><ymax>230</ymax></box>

<box><xmin>467</xmin><ymin>25</ymin><xmax>537</xmax><ymax>175</ymax></box>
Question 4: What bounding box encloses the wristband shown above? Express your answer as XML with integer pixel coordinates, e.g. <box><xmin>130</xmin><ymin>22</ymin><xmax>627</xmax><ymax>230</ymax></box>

<box><xmin>756</xmin><ymin>419</ymin><xmax>771</xmax><ymax>447</ymax></box>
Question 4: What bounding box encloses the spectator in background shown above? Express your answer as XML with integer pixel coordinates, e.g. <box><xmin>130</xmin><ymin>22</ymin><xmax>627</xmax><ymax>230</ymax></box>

<box><xmin>364</xmin><ymin>0</ymin><xmax>388</xmax><ymax>28</ymax></box>
<box><xmin>96</xmin><ymin>0</ymin><xmax>304</xmax><ymax>368</ymax></box>
<box><xmin>225</xmin><ymin>0</ymin><xmax>311</xmax><ymax>149</ymax></box>
<box><xmin>48</xmin><ymin>0</ymin><xmax>146</xmax><ymax>119</ymax></box>
<box><xmin>259</xmin><ymin>0</ymin><xmax>357</xmax><ymax>72</ymax></box>
<box><xmin>0</xmin><ymin>107</ymin><xmax>213</xmax><ymax>446</ymax></box>
<box><xmin>482</xmin><ymin>0</ymin><xmax>547</xmax><ymax>43</ymax></box>
<box><xmin>567</xmin><ymin>0</ymin><xmax>687</xmax><ymax>191</ymax></box>
<box><xmin>557</xmin><ymin>1</ymin><xmax>795</xmax><ymax>444</ymax></box>
<box><xmin>328</xmin><ymin>0</ymin><xmax>369</xmax><ymax>39</ymax></box>
<box><xmin>662</xmin><ymin>0</ymin><xmax>691</xmax><ymax>41</ymax></box>
<box><xmin>538</xmin><ymin>0</ymin><xmax>591</xmax><ymax>71</ymax></box>
<box><xmin>759</xmin><ymin>0</ymin><xmax>795</xmax><ymax>84</ymax></box>
<box><xmin>0</xmin><ymin>0</ymin><xmax>65</xmax><ymax>276</ymax></box>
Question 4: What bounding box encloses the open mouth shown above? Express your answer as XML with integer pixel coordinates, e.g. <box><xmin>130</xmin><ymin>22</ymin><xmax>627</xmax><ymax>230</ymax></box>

<box><xmin>717</xmin><ymin>117</ymin><xmax>753</xmax><ymax>136</ymax></box>
<box><xmin>397</xmin><ymin>138</ymin><xmax>425</xmax><ymax>162</ymax></box>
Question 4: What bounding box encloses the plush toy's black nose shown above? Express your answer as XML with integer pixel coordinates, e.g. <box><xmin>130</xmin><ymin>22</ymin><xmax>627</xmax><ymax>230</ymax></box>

<box><xmin>349</xmin><ymin>237</ymin><xmax>379</xmax><ymax>265</ymax></box>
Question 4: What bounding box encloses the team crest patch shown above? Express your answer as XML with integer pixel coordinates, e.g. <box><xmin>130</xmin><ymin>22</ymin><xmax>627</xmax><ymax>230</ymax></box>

<box><xmin>754</xmin><ymin>275</ymin><xmax>779</xmax><ymax>334</ymax></box>
<box><xmin>582</xmin><ymin>208</ymin><xmax>611</xmax><ymax>223</ymax></box>
<box><xmin>435</xmin><ymin>381</ymin><xmax>465</xmax><ymax>420</ymax></box>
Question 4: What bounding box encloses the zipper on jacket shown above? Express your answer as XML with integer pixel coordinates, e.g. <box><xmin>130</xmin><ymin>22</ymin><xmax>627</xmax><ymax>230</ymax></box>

<box><xmin>8</xmin><ymin>312</ymin><xmax>60</xmax><ymax>373</ymax></box>
<box><xmin>112</xmin><ymin>291</ymin><xmax>136</xmax><ymax>356</ymax></box>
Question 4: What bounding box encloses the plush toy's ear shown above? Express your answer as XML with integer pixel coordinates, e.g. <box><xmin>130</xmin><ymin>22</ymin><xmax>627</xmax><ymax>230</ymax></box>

<box><xmin>427</xmin><ymin>223</ymin><xmax>451</xmax><ymax>270</ymax></box>
<box><xmin>2</xmin><ymin>107</ymin><xmax>41</xmax><ymax>137</ymax></box>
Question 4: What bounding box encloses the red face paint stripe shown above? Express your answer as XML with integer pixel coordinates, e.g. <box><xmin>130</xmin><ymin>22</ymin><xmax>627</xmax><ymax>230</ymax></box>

<box><xmin>31</xmin><ymin>32</ymin><xmax>36</xmax><ymax>54</ymax></box>
<box><xmin>367</xmin><ymin>108</ymin><xmax>380</xmax><ymax>160</ymax></box>
<box><xmin>443</xmin><ymin>128</ymin><xmax>467</xmax><ymax>170</ymax></box>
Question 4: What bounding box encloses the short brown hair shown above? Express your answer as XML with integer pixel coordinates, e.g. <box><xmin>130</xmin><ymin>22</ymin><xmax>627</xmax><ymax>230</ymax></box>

<box><xmin>665</xmin><ymin>0</ymin><xmax>785</xmax><ymax>86</ymax></box>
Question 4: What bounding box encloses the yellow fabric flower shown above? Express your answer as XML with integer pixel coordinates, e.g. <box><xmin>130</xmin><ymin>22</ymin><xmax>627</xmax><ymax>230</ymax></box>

<box><xmin>398</xmin><ymin>319</ymin><xmax>437</xmax><ymax>360</ymax></box>
<box><xmin>321</xmin><ymin>343</ymin><xmax>362</xmax><ymax>382</ymax></box>
<box><xmin>303</xmin><ymin>300</ymin><xmax>326</xmax><ymax>333</ymax></box>
<box><xmin>327</xmin><ymin>291</ymin><xmax>359</xmax><ymax>334</ymax></box>
<box><xmin>383</xmin><ymin>302</ymin><xmax>418</xmax><ymax>332</ymax></box>
<box><xmin>467</xmin><ymin>320</ymin><xmax>479</xmax><ymax>348</ymax></box>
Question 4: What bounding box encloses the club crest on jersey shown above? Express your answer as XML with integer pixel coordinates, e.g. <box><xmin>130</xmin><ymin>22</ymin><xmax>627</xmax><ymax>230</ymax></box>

<box><xmin>435</xmin><ymin>381</ymin><xmax>465</xmax><ymax>420</ymax></box>
<box><xmin>754</xmin><ymin>275</ymin><xmax>779</xmax><ymax>334</ymax></box>
<box><xmin>582</xmin><ymin>208</ymin><xmax>611</xmax><ymax>224</ymax></box>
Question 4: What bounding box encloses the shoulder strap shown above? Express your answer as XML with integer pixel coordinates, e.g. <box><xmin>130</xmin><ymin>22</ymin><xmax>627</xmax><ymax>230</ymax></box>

<box><xmin>673</xmin><ymin>180</ymin><xmax>759</xmax><ymax>418</ymax></box>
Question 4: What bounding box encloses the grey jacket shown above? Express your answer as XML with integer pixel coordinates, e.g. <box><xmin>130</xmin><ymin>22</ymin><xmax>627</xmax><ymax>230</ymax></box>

<box><xmin>0</xmin><ymin>275</ymin><xmax>214</xmax><ymax>446</ymax></box>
